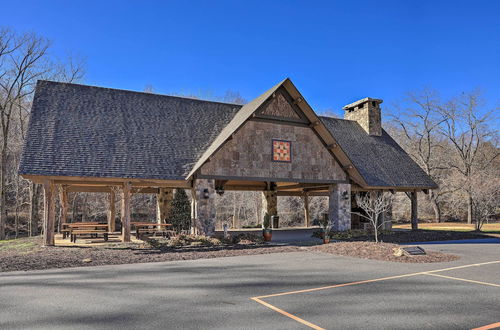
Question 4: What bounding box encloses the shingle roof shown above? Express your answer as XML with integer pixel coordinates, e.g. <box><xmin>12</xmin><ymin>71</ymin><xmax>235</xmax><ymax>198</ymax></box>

<box><xmin>320</xmin><ymin>116</ymin><xmax>437</xmax><ymax>189</ymax></box>
<box><xmin>20</xmin><ymin>79</ymin><xmax>436</xmax><ymax>189</ymax></box>
<box><xmin>19</xmin><ymin>80</ymin><xmax>241</xmax><ymax>180</ymax></box>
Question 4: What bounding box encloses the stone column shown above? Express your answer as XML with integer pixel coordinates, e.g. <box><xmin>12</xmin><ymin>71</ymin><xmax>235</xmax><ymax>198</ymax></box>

<box><xmin>382</xmin><ymin>201</ymin><xmax>393</xmax><ymax>231</ymax></box>
<box><xmin>156</xmin><ymin>188</ymin><xmax>174</xmax><ymax>224</ymax></box>
<box><xmin>261</xmin><ymin>189</ymin><xmax>278</xmax><ymax>225</ymax></box>
<box><xmin>328</xmin><ymin>183</ymin><xmax>351</xmax><ymax>231</ymax></box>
<box><xmin>191</xmin><ymin>179</ymin><xmax>216</xmax><ymax>236</ymax></box>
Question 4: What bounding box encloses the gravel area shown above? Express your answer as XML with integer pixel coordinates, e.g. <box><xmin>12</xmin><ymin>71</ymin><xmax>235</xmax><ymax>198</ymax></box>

<box><xmin>311</xmin><ymin>241</ymin><xmax>459</xmax><ymax>263</ymax></box>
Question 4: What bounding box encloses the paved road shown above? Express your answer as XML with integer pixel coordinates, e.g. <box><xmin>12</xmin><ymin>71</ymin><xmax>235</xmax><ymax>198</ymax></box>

<box><xmin>1</xmin><ymin>241</ymin><xmax>499</xmax><ymax>329</ymax></box>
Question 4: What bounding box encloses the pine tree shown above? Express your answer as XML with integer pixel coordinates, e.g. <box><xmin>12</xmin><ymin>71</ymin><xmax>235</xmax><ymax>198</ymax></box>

<box><xmin>170</xmin><ymin>189</ymin><xmax>191</xmax><ymax>232</ymax></box>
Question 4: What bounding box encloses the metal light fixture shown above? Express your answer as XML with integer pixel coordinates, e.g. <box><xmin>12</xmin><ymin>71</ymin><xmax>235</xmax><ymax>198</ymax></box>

<box><xmin>341</xmin><ymin>191</ymin><xmax>349</xmax><ymax>200</ymax></box>
<box><xmin>203</xmin><ymin>188</ymin><xmax>210</xmax><ymax>199</ymax></box>
<box><xmin>215</xmin><ymin>185</ymin><xmax>225</xmax><ymax>196</ymax></box>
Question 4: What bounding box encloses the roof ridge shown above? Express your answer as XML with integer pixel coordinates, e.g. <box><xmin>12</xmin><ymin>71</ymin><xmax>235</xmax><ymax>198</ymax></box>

<box><xmin>319</xmin><ymin>115</ymin><xmax>349</xmax><ymax>121</ymax></box>
<box><xmin>37</xmin><ymin>80</ymin><xmax>245</xmax><ymax>107</ymax></box>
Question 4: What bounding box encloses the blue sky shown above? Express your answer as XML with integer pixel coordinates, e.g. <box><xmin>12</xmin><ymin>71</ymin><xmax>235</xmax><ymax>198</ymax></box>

<box><xmin>4</xmin><ymin>0</ymin><xmax>500</xmax><ymax>116</ymax></box>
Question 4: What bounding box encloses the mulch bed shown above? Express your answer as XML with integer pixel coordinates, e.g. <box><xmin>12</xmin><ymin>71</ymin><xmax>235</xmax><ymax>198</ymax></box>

<box><xmin>0</xmin><ymin>241</ymin><xmax>303</xmax><ymax>272</ymax></box>
<box><xmin>1</xmin><ymin>230</ymin><xmax>474</xmax><ymax>272</ymax></box>
<box><xmin>311</xmin><ymin>241</ymin><xmax>459</xmax><ymax>263</ymax></box>
<box><xmin>345</xmin><ymin>229</ymin><xmax>496</xmax><ymax>243</ymax></box>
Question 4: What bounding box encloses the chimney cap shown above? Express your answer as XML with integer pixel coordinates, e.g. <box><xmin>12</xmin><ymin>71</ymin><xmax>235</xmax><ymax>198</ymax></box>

<box><xmin>343</xmin><ymin>97</ymin><xmax>383</xmax><ymax>111</ymax></box>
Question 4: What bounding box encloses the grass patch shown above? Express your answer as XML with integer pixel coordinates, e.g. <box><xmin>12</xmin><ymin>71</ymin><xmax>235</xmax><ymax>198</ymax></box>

<box><xmin>393</xmin><ymin>222</ymin><xmax>500</xmax><ymax>234</ymax></box>
<box><xmin>0</xmin><ymin>237</ymin><xmax>40</xmax><ymax>253</ymax></box>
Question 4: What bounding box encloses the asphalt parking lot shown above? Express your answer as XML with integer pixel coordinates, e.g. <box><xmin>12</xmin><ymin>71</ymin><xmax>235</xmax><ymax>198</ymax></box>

<box><xmin>1</xmin><ymin>240</ymin><xmax>499</xmax><ymax>330</ymax></box>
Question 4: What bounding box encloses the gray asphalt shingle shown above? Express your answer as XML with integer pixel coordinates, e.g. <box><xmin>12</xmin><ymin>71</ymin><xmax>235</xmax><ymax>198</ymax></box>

<box><xmin>19</xmin><ymin>80</ymin><xmax>241</xmax><ymax>180</ymax></box>
<box><xmin>19</xmin><ymin>80</ymin><xmax>436</xmax><ymax>189</ymax></box>
<box><xmin>320</xmin><ymin>116</ymin><xmax>437</xmax><ymax>188</ymax></box>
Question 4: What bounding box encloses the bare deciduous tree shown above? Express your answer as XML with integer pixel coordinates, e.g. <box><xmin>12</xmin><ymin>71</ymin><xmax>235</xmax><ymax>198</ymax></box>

<box><xmin>470</xmin><ymin>169</ymin><xmax>500</xmax><ymax>231</ymax></box>
<box><xmin>392</xmin><ymin>90</ymin><xmax>451</xmax><ymax>222</ymax></box>
<box><xmin>0</xmin><ymin>27</ymin><xmax>85</xmax><ymax>239</ymax></box>
<box><xmin>438</xmin><ymin>92</ymin><xmax>499</xmax><ymax>224</ymax></box>
<box><xmin>353</xmin><ymin>192</ymin><xmax>393</xmax><ymax>243</ymax></box>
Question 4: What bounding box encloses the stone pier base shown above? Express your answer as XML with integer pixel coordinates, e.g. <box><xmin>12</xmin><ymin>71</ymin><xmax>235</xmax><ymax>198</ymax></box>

<box><xmin>261</xmin><ymin>189</ymin><xmax>278</xmax><ymax>225</ymax></box>
<box><xmin>191</xmin><ymin>179</ymin><xmax>216</xmax><ymax>236</ymax></box>
<box><xmin>329</xmin><ymin>183</ymin><xmax>351</xmax><ymax>231</ymax></box>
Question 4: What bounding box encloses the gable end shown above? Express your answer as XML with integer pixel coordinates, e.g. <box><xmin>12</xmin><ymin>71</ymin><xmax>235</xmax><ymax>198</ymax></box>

<box><xmin>255</xmin><ymin>87</ymin><xmax>309</xmax><ymax>124</ymax></box>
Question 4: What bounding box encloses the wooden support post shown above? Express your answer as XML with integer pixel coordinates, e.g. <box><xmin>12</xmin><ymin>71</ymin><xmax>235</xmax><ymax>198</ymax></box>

<box><xmin>121</xmin><ymin>182</ymin><xmax>131</xmax><ymax>242</ymax></box>
<box><xmin>156</xmin><ymin>188</ymin><xmax>174</xmax><ymax>225</ymax></box>
<box><xmin>42</xmin><ymin>180</ymin><xmax>56</xmax><ymax>246</ymax></box>
<box><xmin>303</xmin><ymin>192</ymin><xmax>310</xmax><ymax>227</ymax></box>
<box><xmin>108</xmin><ymin>189</ymin><xmax>116</xmax><ymax>232</ymax></box>
<box><xmin>411</xmin><ymin>190</ymin><xmax>418</xmax><ymax>230</ymax></box>
<box><xmin>58</xmin><ymin>185</ymin><xmax>68</xmax><ymax>233</ymax></box>
<box><xmin>190</xmin><ymin>188</ymin><xmax>198</xmax><ymax>235</ymax></box>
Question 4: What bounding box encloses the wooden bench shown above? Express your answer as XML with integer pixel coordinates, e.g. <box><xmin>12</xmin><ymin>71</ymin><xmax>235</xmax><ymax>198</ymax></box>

<box><xmin>66</xmin><ymin>223</ymin><xmax>109</xmax><ymax>243</ymax></box>
<box><xmin>136</xmin><ymin>227</ymin><xmax>175</xmax><ymax>239</ymax></box>
<box><xmin>132</xmin><ymin>223</ymin><xmax>173</xmax><ymax>239</ymax></box>
<box><xmin>61</xmin><ymin>228</ymin><xmax>71</xmax><ymax>239</ymax></box>
<box><xmin>70</xmin><ymin>230</ymin><xmax>109</xmax><ymax>243</ymax></box>
<box><xmin>62</xmin><ymin>222</ymin><xmax>102</xmax><ymax>239</ymax></box>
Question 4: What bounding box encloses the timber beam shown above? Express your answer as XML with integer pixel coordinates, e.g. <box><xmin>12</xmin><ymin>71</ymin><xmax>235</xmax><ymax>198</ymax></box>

<box><xmin>22</xmin><ymin>175</ymin><xmax>192</xmax><ymax>188</ymax></box>
<box><xmin>277</xmin><ymin>183</ymin><xmax>331</xmax><ymax>191</ymax></box>
<box><xmin>66</xmin><ymin>186</ymin><xmax>160</xmax><ymax>194</ymax></box>
<box><xmin>277</xmin><ymin>191</ymin><xmax>329</xmax><ymax>197</ymax></box>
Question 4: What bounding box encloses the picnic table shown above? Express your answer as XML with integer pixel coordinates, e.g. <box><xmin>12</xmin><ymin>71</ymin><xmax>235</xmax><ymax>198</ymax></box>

<box><xmin>132</xmin><ymin>222</ymin><xmax>173</xmax><ymax>239</ymax></box>
<box><xmin>63</xmin><ymin>223</ymin><xmax>109</xmax><ymax>243</ymax></box>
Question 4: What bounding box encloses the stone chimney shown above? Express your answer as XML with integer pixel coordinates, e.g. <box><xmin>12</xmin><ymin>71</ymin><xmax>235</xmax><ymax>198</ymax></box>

<box><xmin>343</xmin><ymin>97</ymin><xmax>383</xmax><ymax>136</ymax></box>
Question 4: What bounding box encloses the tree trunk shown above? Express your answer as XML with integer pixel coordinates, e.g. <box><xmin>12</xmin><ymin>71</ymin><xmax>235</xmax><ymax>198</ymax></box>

<box><xmin>14</xmin><ymin>174</ymin><xmax>21</xmax><ymax>238</ymax></box>
<box><xmin>467</xmin><ymin>192</ymin><xmax>473</xmax><ymax>224</ymax></box>
<box><xmin>429</xmin><ymin>195</ymin><xmax>442</xmax><ymax>223</ymax></box>
<box><xmin>0</xmin><ymin>150</ymin><xmax>6</xmax><ymax>240</ymax></box>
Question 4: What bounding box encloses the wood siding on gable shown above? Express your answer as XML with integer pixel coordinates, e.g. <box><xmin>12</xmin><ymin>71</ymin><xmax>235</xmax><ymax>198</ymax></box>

<box><xmin>257</xmin><ymin>91</ymin><xmax>301</xmax><ymax>120</ymax></box>
<box><xmin>200</xmin><ymin>120</ymin><xmax>347</xmax><ymax>182</ymax></box>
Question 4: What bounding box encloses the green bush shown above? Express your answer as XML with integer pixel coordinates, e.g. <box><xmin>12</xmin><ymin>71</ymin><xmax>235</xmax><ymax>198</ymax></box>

<box><xmin>263</xmin><ymin>213</ymin><xmax>271</xmax><ymax>229</ymax></box>
<box><xmin>170</xmin><ymin>189</ymin><xmax>191</xmax><ymax>232</ymax></box>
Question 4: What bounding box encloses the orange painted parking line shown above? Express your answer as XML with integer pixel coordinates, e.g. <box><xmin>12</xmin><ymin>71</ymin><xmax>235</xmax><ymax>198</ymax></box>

<box><xmin>251</xmin><ymin>297</ymin><xmax>325</xmax><ymax>330</ymax></box>
<box><xmin>424</xmin><ymin>260</ymin><xmax>500</xmax><ymax>275</ymax></box>
<box><xmin>472</xmin><ymin>322</ymin><xmax>500</xmax><ymax>330</ymax></box>
<box><xmin>254</xmin><ymin>260</ymin><xmax>500</xmax><ymax>299</ymax></box>
<box><xmin>425</xmin><ymin>273</ymin><xmax>500</xmax><ymax>288</ymax></box>
<box><xmin>255</xmin><ymin>272</ymin><xmax>425</xmax><ymax>299</ymax></box>
<box><xmin>250</xmin><ymin>260</ymin><xmax>500</xmax><ymax>329</ymax></box>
